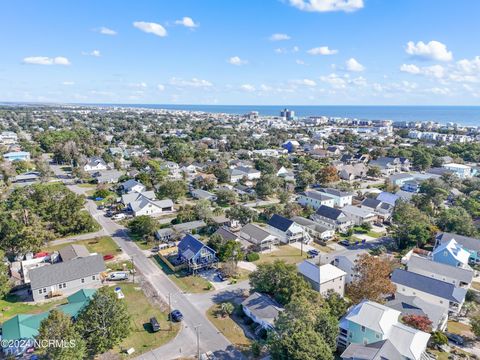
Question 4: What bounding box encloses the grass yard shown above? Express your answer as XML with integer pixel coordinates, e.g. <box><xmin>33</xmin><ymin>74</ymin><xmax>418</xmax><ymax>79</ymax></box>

<box><xmin>254</xmin><ymin>245</ymin><xmax>307</xmax><ymax>265</ymax></box>
<box><xmin>0</xmin><ymin>295</ymin><xmax>64</xmax><ymax>324</ymax></box>
<box><xmin>45</xmin><ymin>236</ymin><xmax>121</xmax><ymax>256</ymax></box>
<box><xmin>153</xmin><ymin>256</ymin><xmax>213</xmax><ymax>293</ymax></box>
<box><xmin>77</xmin><ymin>183</ymin><xmax>96</xmax><ymax>188</ymax></box>
<box><xmin>448</xmin><ymin>320</ymin><xmax>472</xmax><ymax>336</ymax></box>
<box><xmin>311</xmin><ymin>242</ymin><xmax>335</xmax><ymax>253</ymax></box>
<box><xmin>114</xmin><ymin>283</ymin><xmax>180</xmax><ymax>357</ymax></box>
<box><xmin>206</xmin><ymin>304</ymin><xmax>252</xmax><ymax>355</ymax></box>
<box><xmin>128</xmin><ymin>232</ymin><xmax>154</xmax><ymax>250</ymax></box>
<box><xmin>471</xmin><ymin>282</ymin><xmax>480</xmax><ymax>291</ymax></box>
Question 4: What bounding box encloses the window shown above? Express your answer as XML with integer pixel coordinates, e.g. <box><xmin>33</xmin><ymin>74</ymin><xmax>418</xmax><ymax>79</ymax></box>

<box><xmin>63</xmin><ymin>283</ymin><xmax>66</xmax><ymax>288</ymax></box>
<box><xmin>92</xmin><ymin>275</ymin><xmax>96</xmax><ymax>280</ymax></box>
<box><xmin>81</xmin><ymin>278</ymin><xmax>85</xmax><ymax>283</ymax></box>
<box><xmin>361</xmin><ymin>326</ymin><xmax>365</xmax><ymax>332</ymax></box>
<box><xmin>58</xmin><ymin>284</ymin><xmax>63</xmax><ymax>289</ymax></box>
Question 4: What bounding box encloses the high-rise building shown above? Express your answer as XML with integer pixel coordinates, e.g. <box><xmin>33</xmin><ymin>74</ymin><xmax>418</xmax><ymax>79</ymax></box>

<box><xmin>280</xmin><ymin>108</ymin><xmax>295</xmax><ymax>120</ymax></box>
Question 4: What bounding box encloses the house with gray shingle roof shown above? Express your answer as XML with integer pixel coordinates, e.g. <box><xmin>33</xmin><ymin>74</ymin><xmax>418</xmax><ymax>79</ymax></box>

<box><xmin>241</xmin><ymin>292</ymin><xmax>284</xmax><ymax>331</ymax></box>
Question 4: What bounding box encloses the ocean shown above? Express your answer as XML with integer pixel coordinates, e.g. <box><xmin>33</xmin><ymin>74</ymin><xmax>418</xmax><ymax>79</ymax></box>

<box><xmin>96</xmin><ymin>104</ymin><xmax>480</xmax><ymax>127</ymax></box>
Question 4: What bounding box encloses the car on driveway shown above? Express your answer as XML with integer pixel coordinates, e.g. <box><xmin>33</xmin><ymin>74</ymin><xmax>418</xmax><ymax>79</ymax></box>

<box><xmin>307</xmin><ymin>249</ymin><xmax>319</xmax><ymax>258</ymax></box>
<box><xmin>445</xmin><ymin>332</ymin><xmax>464</xmax><ymax>345</ymax></box>
<box><xmin>339</xmin><ymin>240</ymin><xmax>350</xmax><ymax>247</ymax></box>
<box><xmin>170</xmin><ymin>309</ymin><xmax>183</xmax><ymax>322</ymax></box>
<box><xmin>112</xmin><ymin>213</ymin><xmax>126</xmax><ymax>220</ymax></box>
<box><xmin>217</xmin><ymin>272</ymin><xmax>227</xmax><ymax>281</ymax></box>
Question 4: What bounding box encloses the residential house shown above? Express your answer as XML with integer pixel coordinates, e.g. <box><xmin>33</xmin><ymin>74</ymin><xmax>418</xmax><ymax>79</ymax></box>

<box><xmin>266</xmin><ymin>214</ymin><xmax>311</xmax><ymax>244</ymax></box>
<box><xmin>282</xmin><ymin>140</ymin><xmax>300</xmax><ymax>153</ymax></box>
<box><xmin>121</xmin><ymin>179</ymin><xmax>146</xmax><ymax>194</ymax></box>
<box><xmin>13</xmin><ymin>171</ymin><xmax>40</xmax><ymax>185</ymax></box>
<box><xmin>176</xmin><ymin>234</ymin><xmax>217</xmax><ymax>273</ymax></box>
<box><xmin>337</xmin><ymin>163</ymin><xmax>368</xmax><ymax>181</ymax></box>
<box><xmin>360</xmin><ymin>198</ymin><xmax>394</xmax><ymax>222</ymax></box>
<box><xmin>388</xmin><ymin>173</ymin><xmax>415</xmax><ymax>187</ymax></box>
<box><xmin>435</xmin><ymin>232</ymin><xmax>480</xmax><ymax>264</ymax></box>
<box><xmin>386</xmin><ymin>293</ymin><xmax>448</xmax><ymax>331</ymax></box>
<box><xmin>3</xmin><ymin>151</ymin><xmax>30</xmax><ymax>162</ymax></box>
<box><xmin>1</xmin><ymin>289</ymin><xmax>96</xmax><ymax>357</ymax></box>
<box><xmin>291</xmin><ymin>216</ymin><xmax>335</xmax><ymax>241</ymax></box>
<box><xmin>122</xmin><ymin>191</ymin><xmax>175</xmax><ymax>217</ymax></box>
<box><xmin>83</xmin><ymin>157</ymin><xmax>108</xmax><ymax>172</ymax></box>
<box><xmin>442</xmin><ymin>163</ymin><xmax>472</xmax><ymax>179</ymax></box>
<box><xmin>391</xmin><ymin>269</ymin><xmax>467</xmax><ymax>315</ymax></box>
<box><xmin>297</xmin><ymin>190</ymin><xmax>335</xmax><ymax>210</ymax></box>
<box><xmin>315</xmin><ymin>188</ymin><xmax>354</xmax><ymax>208</ymax></box>
<box><xmin>241</xmin><ymin>292</ymin><xmax>284</xmax><ymax>331</ymax></box>
<box><xmin>297</xmin><ymin>260</ymin><xmax>346</xmax><ymax>296</ymax></box>
<box><xmin>191</xmin><ymin>188</ymin><xmax>217</xmax><ymax>201</ymax></box>
<box><xmin>369</xmin><ymin>156</ymin><xmax>410</xmax><ymax>175</ymax></box>
<box><xmin>432</xmin><ymin>238</ymin><xmax>470</xmax><ymax>268</ymax></box>
<box><xmin>155</xmin><ymin>228</ymin><xmax>176</xmax><ymax>243</ymax></box>
<box><xmin>238</xmin><ymin>223</ymin><xmax>278</xmax><ymax>251</ymax></box>
<box><xmin>229</xmin><ymin>166</ymin><xmax>261</xmax><ymax>183</ymax></box>
<box><xmin>311</xmin><ymin>205</ymin><xmax>353</xmax><ymax>232</ymax></box>
<box><xmin>213</xmin><ymin>227</ymin><xmax>238</xmax><ymax>242</ymax></box>
<box><xmin>0</xmin><ymin>131</ymin><xmax>18</xmax><ymax>145</ymax></box>
<box><xmin>321</xmin><ymin>250</ymin><xmax>368</xmax><ymax>284</ymax></box>
<box><xmin>341</xmin><ymin>205</ymin><xmax>378</xmax><ymax>226</ymax></box>
<box><xmin>406</xmin><ymin>254</ymin><xmax>473</xmax><ymax>289</ymax></box>
<box><xmin>338</xmin><ymin>300</ymin><xmax>430</xmax><ymax>360</ymax></box>
<box><xmin>172</xmin><ymin>220</ymin><xmax>207</xmax><ymax>234</ymax></box>
<box><xmin>58</xmin><ymin>244</ymin><xmax>90</xmax><ymax>262</ymax></box>
<box><xmin>376</xmin><ymin>192</ymin><xmax>400</xmax><ymax>207</ymax></box>
<box><xmin>94</xmin><ymin>169</ymin><xmax>123</xmax><ymax>184</ymax></box>
<box><xmin>29</xmin><ymin>254</ymin><xmax>105</xmax><ymax>302</ymax></box>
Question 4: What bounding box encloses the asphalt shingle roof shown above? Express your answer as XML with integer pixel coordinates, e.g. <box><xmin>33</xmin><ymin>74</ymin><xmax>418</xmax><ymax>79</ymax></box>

<box><xmin>267</xmin><ymin>214</ymin><xmax>294</xmax><ymax>232</ymax></box>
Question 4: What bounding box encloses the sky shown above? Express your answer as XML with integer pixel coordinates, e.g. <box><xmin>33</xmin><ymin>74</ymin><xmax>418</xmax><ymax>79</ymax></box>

<box><xmin>1</xmin><ymin>0</ymin><xmax>480</xmax><ymax>106</ymax></box>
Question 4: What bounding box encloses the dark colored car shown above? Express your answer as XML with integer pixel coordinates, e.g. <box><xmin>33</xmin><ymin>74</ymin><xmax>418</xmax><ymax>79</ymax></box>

<box><xmin>339</xmin><ymin>240</ymin><xmax>350</xmax><ymax>247</ymax></box>
<box><xmin>217</xmin><ymin>272</ymin><xmax>226</xmax><ymax>281</ymax></box>
<box><xmin>150</xmin><ymin>317</ymin><xmax>160</xmax><ymax>332</ymax></box>
<box><xmin>445</xmin><ymin>332</ymin><xmax>464</xmax><ymax>345</ymax></box>
<box><xmin>170</xmin><ymin>310</ymin><xmax>184</xmax><ymax>322</ymax></box>
<box><xmin>307</xmin><ymin>249</ymin><xmax>319</xmax><ymax>258</ymax></box>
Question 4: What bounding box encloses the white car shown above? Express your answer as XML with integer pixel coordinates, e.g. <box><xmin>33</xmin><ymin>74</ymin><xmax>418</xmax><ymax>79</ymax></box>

<box><xmin>112</xmin><ymin>213</ymin><xmax>126</xmax><ymax>220</ymax></box>
<box><xmin>108</xmin><ymin>272</ymin><xmax>129</xmax><ymax>281</ymax></box>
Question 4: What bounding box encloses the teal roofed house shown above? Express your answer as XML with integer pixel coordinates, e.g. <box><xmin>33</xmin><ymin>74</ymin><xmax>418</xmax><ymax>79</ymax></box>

<box><xmin>1</xmin><ymin>289</ymin><xmax>96</xmax><ymax>357</ymax></box>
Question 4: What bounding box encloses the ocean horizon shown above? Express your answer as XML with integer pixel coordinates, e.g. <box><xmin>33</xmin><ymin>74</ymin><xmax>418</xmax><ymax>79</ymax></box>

<box><xmin>90</xmin><ymin>104</ymin><xmax>480</xmax><ymax>127</ymax></box>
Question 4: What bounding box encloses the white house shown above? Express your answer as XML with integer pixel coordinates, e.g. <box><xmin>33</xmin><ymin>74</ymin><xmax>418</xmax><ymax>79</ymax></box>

<box><xmin>442</xmin><ymin>163</ymin><xmax>472</xmax><ymax>179</ymax></box>
<box><xmin>322</xmin><ymin>250</ymin><xmax>368</xmax><ymax>284</ymax></box>
<box><xmin>291</xmin><ymin>216</ymin><xmax>335</xmax><ymax>241</ymax></box>
<box><xmin>266</xmin><ymin>214</ymin><xmax>311</xmax><ymax>244</ymax></box>
<box><xmin>341</xmin><ymin>205</ymin><xmax>378</xmax><ymax>226</ymax></box>
<box><xmin>311</xmin><ymin>205</ymin><xmax>353</xmax><ymax>232</ymax></box>
<box><xmin>229</xmin><ymin>166</ymin><xmax>261</xmax><ymax>183</ymax></box>
<box><xmin>238</xmin><ymin>223</ymin><xmax>278</xmax><ymax>251</ymax></box>
<box><xmin>297</xmin><ymin>260</ymin><xmax>346</xmax><ymax>296</ymax></box>
<box><xmin>121</xmin><ymin>179</ymin><xmax>146</xmax><ymax>194</ymax></box>
<box><xmin>122</xmin><ymin>191</ymin><xmax>175</xmax><ymax>217</ymax></box>
<box><xmin>316</xmin><ymin>188</ymin><xmax>353</xmax><ymax>208</ymax></box>
<box><xmin>297</xmin><ymin>190</ymin><xmax>335</xmax><ymax>210</ymax></box>
<box><xmin>241</xmin><ymin>292</ymin><xmax>284</xmax><ymax>331</ymax></box>
<box><xmin>83</xmin><ymin>157</ymin><xmax>108</xmax><ymax>172</ymax></box>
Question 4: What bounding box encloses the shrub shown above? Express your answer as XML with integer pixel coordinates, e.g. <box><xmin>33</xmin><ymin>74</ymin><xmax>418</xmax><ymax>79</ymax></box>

<box><xmin>246</xmin><ymin>252</ymin><xmax>260</xmax><ymax>262</ymax></box>
<box><xmin>251</xmin><ymin>342</ymin><xmax>261</xmax><ymax>358</ymax></box>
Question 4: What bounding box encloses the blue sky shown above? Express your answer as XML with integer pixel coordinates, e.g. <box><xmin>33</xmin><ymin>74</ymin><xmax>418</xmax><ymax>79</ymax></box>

<box><xmin>1</xmin><ymin>0</ymin><xmax>480</xmax><ymax>105</ymax></box>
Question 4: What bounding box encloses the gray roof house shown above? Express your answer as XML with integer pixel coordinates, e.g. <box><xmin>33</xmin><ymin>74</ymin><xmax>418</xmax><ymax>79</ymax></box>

<box><xmin>238</xmin><ymin>223</ymin><xmax>278</xmax><ymax>251</ymax></box>
<box><xmin>391</xmin><ymin>268</ymin><xmax>467</xmax><ymax>314</ymax></box>
<box><xmin>29</xmin><ymin>254</ymin><xmax>105</xmax><ymax>302</ymax></box>
<box><xmin>311</xmin><ymin>205</ymin><xmax>352</xmax><ymax>232</ymax></box>
<box><xmin>241</xmin><ymin>292</ymin><xmax>284</xmax><ymax>330</ymax></box>
<box><xmin>58</xmin><ymin>244</ymin><xmax>90</xmax><ymax>262</ymax></box>
<box><xmin>190</xmin><ymin>188</ymin><xmax>217</xmax><ymax>201</ymax></box>
<box><xmin>172</xmin><ymin>220</ymin><xmax>207</xmax><ymax>234</ymax></box>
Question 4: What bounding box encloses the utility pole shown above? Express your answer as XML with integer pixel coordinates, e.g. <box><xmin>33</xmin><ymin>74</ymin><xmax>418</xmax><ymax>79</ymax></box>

<box><xmin>130</xmin><ymin>255</ymin><xmax>135</xmax><ymax>283</ymax></box>
<box><xmin>194</xmin><ymin>325</ymin><xmax>201</xmax><ymax>359</ymax></box>
<box><xmin>300</xmin><ymin>239</ymin><xmax>303</xmax><ymax>256</ymax></box>
<box><xmin>168</xmin><ymin>293</ymin><xmax>172</xmax><ymax>331</ymax></box>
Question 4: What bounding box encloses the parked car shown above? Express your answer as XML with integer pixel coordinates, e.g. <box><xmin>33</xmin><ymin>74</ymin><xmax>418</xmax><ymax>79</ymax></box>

<box><xmin>150</xmin><ymin>317</ymin><xmax>160</xmax><ymax>332</ymax></box>
<box><xmin>307</xmin><ymin>249</ymin><xmax>319</xmax><ymax>258</ymax></box>
<box><xmin>112</xmin><ymin>213</ymin><xmax>126</xmax><ymax>220</ymax></box>
<box><xmin>217</xmin><ymin>272</ymin><xmax>226</xmax><ymax>281</ymax></box>
<box><xmin>170</xmin><ymin>309</ymin><xmax>183</xmax><ymax>322</ymax></box>
<box><xmin>108</xmin><ymin>272</ymin><xmax>129</xmax><ymax>281</ymax></box>
<box><xmin>339</xmin><ymin>240</ymin><xmax>350</xmax><ymax>247</ymax></box>
<box><xmin>97</xmin><ymin>204</ymin><xmax>105</xmax><ymax>210</ymax></box>
<box><xmin>445</xmin><ymin>332</ymin><xmax>464</xmax><ymax>345</ymax></box>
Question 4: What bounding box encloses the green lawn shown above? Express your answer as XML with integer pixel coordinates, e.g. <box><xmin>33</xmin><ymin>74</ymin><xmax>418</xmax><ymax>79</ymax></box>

<box><xmin>0</xmin><ymin>295</ymin><xmax>64</xmax><ymax>324</ymax></box>
<box><xmin>206</xmin><ymin>304</ymin><xmax>252</xmax><ymax>355</ymax></box>
<box><xmin>113</xmin><ymin>284</ymin><xmax>180</xmax><ymax>357</ymax></box>
<box><xmin>254</xmin><ymin>245</ymin><xmax>307</xmax><ymax>265</ymax></box>
<box><xmin>153</xmin><ymin>256</ymin><xmax>213</xmax><ymax>293</ymax></box>
<box><xmin>128</xmin><ymin>232</ymin><xmax>154</xmax><ymax>250</ymax></box>
<box><xmin>448</xmin><ymin>320</ymin><xmax>472</xmax><ymax>336</ymax></box>
<box><xmin>77</xmin><ymin>183</ymin><xmax>96</xmax><ymax>188</ymax></box>
<box><xmin>45</xmin><ymin>236</ymin><xmax>121</xmax><ymax>256</ymax></box>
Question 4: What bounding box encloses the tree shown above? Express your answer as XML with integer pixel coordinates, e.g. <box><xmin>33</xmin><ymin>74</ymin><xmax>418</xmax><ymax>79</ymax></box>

<box><xmin>127</xmin><ymin>215</ymin><xmax>158</xmax><ymax>238</ymax></box>
<box><xmin>295</xmin><ymin>170</ymin><xmax>315</xmax><ymax>191</ymax></box>
<box><xmin>37</xmin><ymin>310</ymin><xmax>87</xmax><ymax>360</ymax></box>
<box><xmin>282</xmin><ymin>202</ymin><xmax>302</xmax><ymax>218</ymax></box>
<box><xmin>218</xmin><ymin>240</ymin><xmax>244</xmax><ymax>265</ymax></box>
<box><xmin>431</xmin><ymin>331</ymin><xmax>448</xmax><ymax>346</ymax></box>
<box><xmin>249</xmin><ymin>260</ymin><xmax>309</xmax><ymax>305</ymax></box>
<box><xmin>324</xmin><ymin>290</ymin><xmax>349</xmax><ymax>319</ymax></box>
<box><xmin>226</xmin><ymin>205</ymin><xmax>258</xmax><ymax>225</ymax></box>
<box><xmin>193</xmin><ymin>200</ymin><xmax>213</xmax><ymax>221</ymax></box>
<box><xmin>316</xmin><ymin>166</ymin><xmax>339</xmax><ymax>184</ymax></box>
<box><xmin>34</xmin><ymin>158</ymin><xmax>53</xmax><ymax>182</ymax></box>
<box><xmin>213</xmin><ymin>167</ymin><xmax>230</xmax><ymax>183</ymax></box>
<box><xmin>255</xmin><ymin>175</ymin><xmax>280</xmax><ymax>198</ymax></box>
<box><xmin>471</xmin><ymin>315</ymin><xmax>480</xmax><ymax>338</ymax></box>
<box><xmin>346</xmin><ymin>254</ymin><xmax>396</xmax><ymax>304</ymax></box>
<box><xmin>157</xmin><ymin>180</ymin><xmax>187</xmax><ymax>201</ymax></box>
<box><xmin>0</xmin><ymin>250</ymin><xmax>11</xmax><ymax>298</ymax></box>
<box><xmin>392</xmin><ymin>201</ymin><xmax>435</xmax><ymax>249</ymax></box>
<box><xmin>220</xmin><ymin>302</ymin><xmax>235</xmax><ymax>317</ymax></box>
<box><xmin>437</xmin><ymin>206</ymin><xmax>477</xmax><ymax>237</ymax></box>
<box><xmin>401</xmin><ymin>315</ymin><xmax>432</xmax><ymax>332</ymax></box>
<box><xmin>412</xmin><ymin>148</ymin><xmax>433</xmax><ymax>171</ymax></box>
<box><xmin>367</xmin><ymin>166</ymin><xmax>381</xmax><ymax>178</ymax></box>
<box><xmin>215</xmin><ymin>189</ymin><xmax>237</xmax><ymax>206</ymax></box>
<box><xmin>76</xmin><ymin>287</ymin><xmax>131</xmax><ymax>354</ymax></box>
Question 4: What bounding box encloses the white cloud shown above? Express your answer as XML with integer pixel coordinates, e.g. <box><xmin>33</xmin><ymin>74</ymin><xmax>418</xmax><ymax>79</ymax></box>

<box><xmin>405</xmin><ymin>40</ymin><xmax>453</xmax><ymax>62</ymax></box>
<box><xmin>269</xmin><ymin>33</ymin><xmax>291</xmax><ymax>41</ymax></box>
<box><xmin>62</xmin><ymin>81</ymin><xmax>75</xmax><ymax>85</ymax></box>
<box><xmin>288</xmin><ymin>0</ymin><xmax>364</xmax><ymax>13</ymax></box>
<box><xmin>345</xmin><ymin>58</ymin><xmax>365</xmax><ymax>72</ymax></box>
<box><xmin>133</xmin><ymin>21</ymin><xmax>167</xmax><ymax>37</ymax></box>
<box><xmin>400</xmin><ymin>64</ymin><xmax>421</xmax><ymax>74</ymax></box>
<box><xmin>320</xmin><ymin>73</ymin><xmax>347</xmax><ymax>88</ymax></box>
<box><xmin>292</xmin><ymin>78</ymin><xmax>317</xmax><ymax>87</ymax></box>
<box><xmin>175</xmin><ymin>17</ymin><xmax>198</xmax><ymax>28</ymax></box>
<box><xmin>23</xmin><ymin>56</ymin><xmax>71</xmax><ymax>66</ymax></box>
<box><xmin>157</xmin><ymin>84</ymin><xmax>165</xmax><ymax>91</ymax></box>
<box><xmin>169</xmin><ymin>77</ymin><xmax>213</xmax><ymax>88</ymax></box>
<box><xmin>228</xmin><ymin>56</ymin><xmax>248</xmax><ymax>66</ymax></box>
<box><xmin>98</xmin><ymin>26</ymin><xmax>117</xmax><ymax>36</ymax></box>
<box><xmin>456</xmin><ymin>56</ymin><xmax>480</xmax><ymax>74</ymax></box>
<box><xmin>307</xmin><ymin>46</ymin><xmax>338</xmax><ymax>55</ymax></box>
<box><xmin>130</xmin><ymin>82</ymin><xmax>148</xmax><ymax>88</ymax></box>
<box><xmin>82</xmin><ymin>50</ymin><xmax>101</xmax><ymax>57</ymax></box>
<box><xmin>296</xmin><ymin>59</ymin><xmax>305</xmax><ymax>65</ymax></box>
<box><xmin>426</xmin><ymin>87</ymin><xmax>451</xmax><ymax>95</ymax></box>
<box><xmin>240</xmin><ymin>84</ymin><xmax>256</xmax><ymax>92</ymax></box>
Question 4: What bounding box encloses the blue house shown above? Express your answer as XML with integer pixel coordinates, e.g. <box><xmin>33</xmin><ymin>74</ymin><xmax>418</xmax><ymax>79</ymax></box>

<box><xmin>435</xmin><ymin>232</ymin><xmax>480</xmax><ymax>264</ymax></box>
<box><xmin>282</xmin><ymin>140</ymin><xmax>299</xmax><ymax>153</ymax></box>
<box><xmin>3</xmin><ymin>151</ymin><xmax>31</xmax><ymax>162</ymax></box>
<box><xmin>177</xmin><ymin>234</ymin><xmax>218</xmax><ymax>273</ymax></box>
<box><xmin>433</xmin><ymin>237</ymin><xmax>471</xmax><ymax>267</ymax></box>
